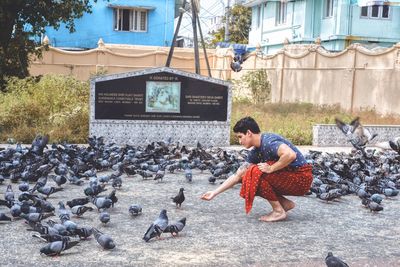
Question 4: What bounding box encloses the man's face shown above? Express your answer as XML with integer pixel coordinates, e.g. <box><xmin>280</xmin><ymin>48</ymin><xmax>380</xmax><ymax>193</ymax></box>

<box><xmin>236</xmin><ymin>130</ymin><xmax>252</xmax><ymax>149</ymax></box>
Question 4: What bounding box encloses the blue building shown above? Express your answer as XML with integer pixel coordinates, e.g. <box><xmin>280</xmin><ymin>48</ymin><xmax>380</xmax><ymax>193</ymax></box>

<box><xmin>243</xmin><ymin>0</ymin><xmax>400</xmax><ymax>54</ymax></box>
<box><xmin>44</xmin><ymin>0</ymin><xmax>183</xmax><ymax>50</ymax></box>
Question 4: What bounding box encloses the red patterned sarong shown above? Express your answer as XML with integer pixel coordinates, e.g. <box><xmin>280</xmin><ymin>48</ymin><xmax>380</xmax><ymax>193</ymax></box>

<box><xmin>240</xmin><ymin>161</ymin><xmax>313</xmax><ymax>214</ymax></box>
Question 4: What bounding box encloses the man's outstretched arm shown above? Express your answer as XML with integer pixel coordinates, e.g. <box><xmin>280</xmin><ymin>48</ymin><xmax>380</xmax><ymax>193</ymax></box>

<box><xmin>201</xmin><ymin>162</ymin><xmax>250</xmax><ymax>201</ymax></box>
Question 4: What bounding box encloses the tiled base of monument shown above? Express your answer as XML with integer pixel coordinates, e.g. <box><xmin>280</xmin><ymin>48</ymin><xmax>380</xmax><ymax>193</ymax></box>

<box><xmin>313</xmin><ymin>124</ymin><xmax>400</xmax><ymax>146</ymax></box>
<box><xmin>90</xmin><ymin>121</ymin><xmax>230</xmax><ymax>147</ymax></box>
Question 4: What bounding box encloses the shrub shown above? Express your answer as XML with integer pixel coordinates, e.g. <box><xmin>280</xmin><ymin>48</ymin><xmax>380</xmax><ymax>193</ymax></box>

<box><xmin>0</xmin><ymin>74</ymin><xmax>89</xmax><ymax>143</ymax></box>
<box><xmin>234</xmin><ymin>69</ymin><xmax>271</xmax><ymax>104</ymax></box>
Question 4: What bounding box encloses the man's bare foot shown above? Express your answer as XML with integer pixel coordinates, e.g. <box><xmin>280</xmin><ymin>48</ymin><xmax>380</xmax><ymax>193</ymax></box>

<box><xmin>258</xmin><ymin>210</ymin><xmax>287</xmax><ymax>222</ymax></box>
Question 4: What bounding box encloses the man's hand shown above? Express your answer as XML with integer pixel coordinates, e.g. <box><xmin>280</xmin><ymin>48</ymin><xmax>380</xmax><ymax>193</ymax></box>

<box><xmin>201</xmin><ymin>191</ymin><xmax>217</xmax><ymax>201</ymax></box>
<box><xmin>257</xmin><ymin>162</ymin><xmax>274</xmax><ymax>173</ymax></box>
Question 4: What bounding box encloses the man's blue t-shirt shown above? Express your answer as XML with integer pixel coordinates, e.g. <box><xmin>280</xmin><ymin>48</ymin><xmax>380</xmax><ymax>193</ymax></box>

<box><xmin>246</xmin><ymin>133</ymin><xmax>307</xmax><ymax>168</ymax></box>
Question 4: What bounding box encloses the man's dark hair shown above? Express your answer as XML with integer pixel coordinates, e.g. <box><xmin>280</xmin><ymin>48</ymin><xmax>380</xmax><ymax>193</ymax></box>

<box><xmin>233</xmin><ymin>117</ymin><xmax>261</xmax><ymax>134</ymax></box>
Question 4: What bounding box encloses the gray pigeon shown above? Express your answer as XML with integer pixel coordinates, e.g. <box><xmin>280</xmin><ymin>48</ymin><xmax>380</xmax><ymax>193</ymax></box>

<box><xmin>129</xmin><ymin>204</ymin><xmax>142</xmax><ymax>216</ymax></box>
<box><xmin>164</xmin><ymin>217</ymin><xmax>186</xmax><ymax>236</ymax></box>
<box><xmin>184</xmin><ymin>168</ymin><xmax>192</xmax><ymax>182</ymax></box>
<box><xmin>0</xmin><ymin>212</ymin><xmax>12</xmax><ymax>222</ymax></box>
<box><xmin>325</xmin><ymin>252</ymin><xmax>349</xmax><ymax>267</ymax></box>
<box><xmin>351</xmin><ymin>124</ymin><xmax>378</xmax><ymax>149</ymax></box>
<box><xmin>75</xmin><ymin>227</ymin><xmax>93</xmax><ymax>239</ymax></box>
<box><xmin>154</xmin><ymin>169</ymin><xmax>165</xmax><ymax>182</ymax></box>
<box><xmin>389</xmin><ymin>137</ymin><xmax>400</xmax><ymax>154</ymax></box>
<box><xmin>335</xmin><ymin>117</ymin><xmax>377</xmax><ymax>150</ymax></box>
<box><xmin>37</xmin><ymin>186</ymin><xmax>63</xmax><ymax>197</ymax></box>
<box><xmin>91</xmin><ymin>196</ymin><xmax>113</xmax><ymax>211</ymax></box>
<box><xmin>18</xmin><ymin>182</ymin><xmax>30</xmax><ymax>192</ymax></box>
<box><xmin>58</xmin><ymin>201</ymin><xmax>70</xmax><ymax>221</ymax></box>
<box><xmin>335</xmin><ymin>117</ymin><xmax>360</xmax><ymax>136</ymax></box>
<box><xmin>40</xmin><ymin>240</ymin><xmax>79</xmax><ymax>256</ymax></box>
<box><xmin>21</xmin><ymin>212</ymin><xmax>54</xmax><ymax>223</ymax></box>
<box><xmin>5</xmin><ymin>184</ymin><xmax>14</xmax><ymax>203</ymax></box>
<box><xmin>143</xmin><ymin>209</ymin><xmax>168</xmax><ymax>242</ymax></box>
<box><xmin>99</xmin><ymin>211</ymin><xmax>110</xmax><ymax>224</ymax></box>
<box><xmin>92</xmin><ymin>228</ymin><xmax>116</xmax><ymax>250</ymax></box>
<box><xmin>71</xmin><ymin>205</ymin><xmax>93</xmax><ymax>217</ymax></box>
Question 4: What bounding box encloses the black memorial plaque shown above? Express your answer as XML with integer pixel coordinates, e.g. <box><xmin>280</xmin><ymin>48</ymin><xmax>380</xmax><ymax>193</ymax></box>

<box><xmin>95</xmin><ymin>72</ymin><xmax>228</xmax><ymax>121</ymax></box>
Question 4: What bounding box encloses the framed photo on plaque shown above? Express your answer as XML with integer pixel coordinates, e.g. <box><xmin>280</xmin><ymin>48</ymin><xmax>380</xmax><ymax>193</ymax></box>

<box><xmin>145</xmin><ymin>81</ymin><xmax>181</xmax><ymax>113</ymax></box>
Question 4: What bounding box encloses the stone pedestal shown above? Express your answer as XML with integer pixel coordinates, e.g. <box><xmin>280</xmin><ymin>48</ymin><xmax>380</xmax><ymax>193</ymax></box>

<box><xmin>90</xmin><ymin>67</ymin><xmax>232</xmax><ymax>146</ymax></box>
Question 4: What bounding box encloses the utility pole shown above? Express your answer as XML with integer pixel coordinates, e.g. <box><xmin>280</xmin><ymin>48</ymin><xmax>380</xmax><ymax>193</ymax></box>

<box><xmin>166</xmin><ymin>0</ymin><xmax>211</xmax><ymax>77</ymax></box>
<box><xmin>191</xmin><ymin>0</ymin><xmax>200</xmax><ymax>74</ymax></box>
<box><xmin>225</xmin><ymin>0</ymin><xmax>230</xmax><ymax>42</ymax></box>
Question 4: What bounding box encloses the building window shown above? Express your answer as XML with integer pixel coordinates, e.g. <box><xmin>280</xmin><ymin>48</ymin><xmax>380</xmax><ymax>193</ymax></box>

<box><xmin>113</xmin><ymin>8</ymin><xmax>148</xmax><ymax>32</ymax></box>
<box><xmin>256</xmin><ymin>5</ymin><xmax>261</xmax><ymax>28</ymax></box>
<box><xmin>324</xmin><ymin>0</ymin><xmax>334</xmax><ymax>18</ymax></box>
<box><xmin>276</xmin><ymin>2</ymin><xmax>287</xmax><ymax>25</ymax></box>
<box><xmin>360</xmin><ymin>5</ymin><xmax>390</xmax><ymax>19</ymax></box>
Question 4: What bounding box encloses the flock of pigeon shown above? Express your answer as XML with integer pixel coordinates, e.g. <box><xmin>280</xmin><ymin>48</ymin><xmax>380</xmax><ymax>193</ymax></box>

<box><xmin>0</xmin><ymin>135</ymin><xmax>245</xmax><ymax>257</ymax></box>
<box><xmin>0</xmin><ymin>117</ymin><xmax>399</xmax><ymax>266</ymax></box>
<box><xmin>307</xmin><ymin>117</ymin><xmax>400</xmax><ymax>212</ymax></box>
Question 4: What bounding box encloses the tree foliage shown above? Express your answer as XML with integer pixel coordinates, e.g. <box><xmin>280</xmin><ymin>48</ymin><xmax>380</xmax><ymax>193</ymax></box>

<box><xmin>0</xmin><ymin>0</ymin><xmax>97</xmax><ymax>90</ymax></box>
<box><xmin>208</xmin><ymin>4</ymin><xmax>251</xmax><ymax>46</ymax></box>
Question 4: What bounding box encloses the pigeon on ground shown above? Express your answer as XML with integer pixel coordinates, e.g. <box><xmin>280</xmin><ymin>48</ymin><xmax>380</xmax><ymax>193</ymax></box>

<box><xmin>184</xmin><ymin>168</ymin><xmax>192</xmax><ymax>182</ymax></box>
<box><xmin>107</xmin><ymin>189</ymin><xmax>118</xmax><ymax>207</ymax></box>
<box><xmin>21</xmin><ymin>212</ymin><xmax>54</xmax><ymax>223</ymax></box>
<box><xmin>91</xmin><ymin>197</ymin><xmax>113</xmax><ymax>211</ymax></box>
<box><xmin>58</xmin><ymin>201</ymin><xmax>70</xmax><ymax>221</ymax></box>
<box><xmin>143</xmin><ymin>209</ymin><xmax>168</xmax><ymax>242</ymax></box>
<box><xmin>5</xmin><ymin>184</ymin><xmax>15</xmax><ymax>203</ymax></box>
<box><xmin>0</xmin><ymin>212</ymin><xmax>12</xmax><ymax>222</ymax></box>
<box><xmin>370</xmin><ymin>194</ymin><xmax>383</xmax><ymax>204</ymax></box>
<box><xmin>389</xmin><ymin>137</ymin><xmax>400</xmax><ymax>154</ymax></box>
<box><xmin>361</xmin><ymin>198</ymin><xmax>384</xmax><ymax>212</ymax></box>
<box><xmin>112</xmin><ymin>176</ymin><xmax>122</xmax><ymax>188</ymax></box>
<box><xmin>50</xmin><ymin>175</ymin><xmax>67</xmax><ymax>187</ymax></box>
<box><xmin>32</xmin><ymin>233</ymin><xmax>70</xmax><ymax>243</ymax></box>
<box><xmin>99</xmin><ymin>211</ymin><xmax>110</xmax><ymax>224</ymax></box>
<box><xmin>75</xmin><ymin>227</ymin><xmax>93</xmax><ymax>239</ymax></box>
<box><xmin>66</xmin><ymin>197</ymin><xmax>90</xmax><ymax>209</ymax></box>
<box><xmin>37</xmin><ymin>186</ymin><xmax>63</xmax><ymax>197</ymax></box>
<box><xmin>164</xmin><ymin>217</ymin><xmax>186</xmax><ymax>236</ymax></box>
<box><xmin>92</xmin><ymin>228</ymin><xmax>116</xmax><ymax>250</ymax></box>
<box><xmin>129</xmin><ymin>204</ymin><xmax>142</xmax><ymax>216</ymax></box>
<box><xmin>18</xmin><ymin>182</ymin><xmax>30</xmax><ymax>192</ymax></box>
<box><xmin>40</xmin><ymin>240</ymin><xmax>79</xmax><ymax>256</ymax></box>
<box><xmin>171</xmin><ymin>188</ymin><xmax>185</xmax><ymax>208</ymax></box>
<box><xmin>208</xmin><ymin>176</ymin><xmax>216</xmax><ymax>184</ymax></box>
<box><xmin>71</xmin><ymin>205</ymin><xmax>93</xmax><ymax>217</ymax></box>
<box><xmin>31</xmin><ymin>135</ymin><xmax>49</xmax><ymax>156</ymax></box>
<box><xmin>325</xmin><ymin>252</ymin><xmax>349</xmax><ymax>267</ymax></box>
<box><xmin>154</xmin><ymin>169</ymin><xmax>165</xmax><ymax>182</ymax></box>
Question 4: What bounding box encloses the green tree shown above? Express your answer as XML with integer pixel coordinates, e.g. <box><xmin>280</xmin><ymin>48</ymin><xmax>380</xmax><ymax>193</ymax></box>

<box><xmin>0</xmin><ymin>0</ymin><xmax>98</xmax><ymax>90</ymax></box>
<box><xmin>208</xmin><ymin>4</ymin><xmax>251</xmax><ymax>47</ymax></box>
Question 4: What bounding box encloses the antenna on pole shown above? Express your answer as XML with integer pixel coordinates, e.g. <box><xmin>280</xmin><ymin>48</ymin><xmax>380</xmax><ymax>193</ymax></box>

<box><xmin>165</xmin><ymin>0</ymin><xmax>212</xmax><ymax>77</ymax></box>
